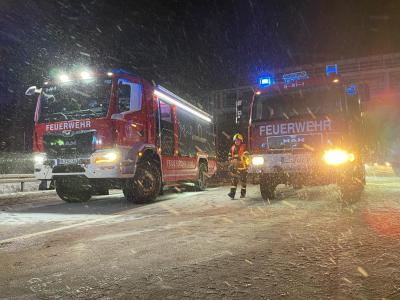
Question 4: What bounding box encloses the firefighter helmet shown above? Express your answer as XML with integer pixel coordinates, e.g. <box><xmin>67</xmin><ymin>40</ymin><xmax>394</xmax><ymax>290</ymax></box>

<box><xmin>233</xmin><ymin>133</ymin><xmax>244</xmax><ymax>141</ymax></box>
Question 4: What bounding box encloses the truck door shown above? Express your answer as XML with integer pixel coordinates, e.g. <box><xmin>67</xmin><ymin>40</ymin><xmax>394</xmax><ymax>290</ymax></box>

<box><xmin>156</xmin><ymin>100</ymin><xmax>176</xmax><ymax>182</ymax></box>
<box><xmin>174</xmin><ymin>106</ymin><xmax>198</xmax><ymax>181</ymax></box>
<box><xmin>115</xmin><ymin>78</ymin><xmax>146</xmax><ymax>146</ymax></box>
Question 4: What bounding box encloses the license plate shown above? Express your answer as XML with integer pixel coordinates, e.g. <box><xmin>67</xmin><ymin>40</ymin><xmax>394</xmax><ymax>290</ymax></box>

<box><xmin>281</xmin><ymin>155</ymin><xmax>313</xmax><ymax>165</ymax></box>
<box><xmin>57</xmin><ymin>158</ymin><xmax>80</xmax><ymax>165</ymax></box>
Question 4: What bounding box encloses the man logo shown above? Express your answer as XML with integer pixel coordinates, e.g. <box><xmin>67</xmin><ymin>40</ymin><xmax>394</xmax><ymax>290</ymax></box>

<box><xmin>282</xmin><ymin>136</ymin><xmax>305</xmax><ymax>145</ymax></box>
<box><xmin>62</xmin><ymin>130</ymin><xmax>72</xmax><ymax>136</ymax></box>
<box><xmin>65</xmin><ymin>140</ymin><xmax>77</xmax><ymax>146</ymax></box>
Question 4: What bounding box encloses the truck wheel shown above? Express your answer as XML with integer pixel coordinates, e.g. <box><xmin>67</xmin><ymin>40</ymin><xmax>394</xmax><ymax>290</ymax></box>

<box><xmin>55</xmin><ymin>178</ymin><xmax>91</xmax><ymax>202</ymax></box>
<box><xmin>340</xmin><ymin>182</ymin><xmax>364</xmax><ymax>204</ymax></box>
<box><xmin>339</xmin><ymin>170</ymin><xmax>365</xmax><ymax>204</ymax></box>
<box><xmin>124</xmin><ymin>161</ymin><xmax>161</xmax><ymax>204</ymax></box>
<box><xmin>260</xmin><ymin>177</ymin><xmax>277</xmax><ymax>200</ymax></box>
<box><xmin>195</xmin><ymin>163</ymin><xmax>208</xmax><ymax>191</ymax></box>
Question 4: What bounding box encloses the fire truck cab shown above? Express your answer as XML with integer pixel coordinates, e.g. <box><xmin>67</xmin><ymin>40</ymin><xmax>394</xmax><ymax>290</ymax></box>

<box><xmin>26</xmin><ymin>69</ymin><xmax>216</xmax><ymax>203</ymax></box>
<box><xmin>248</xmin><ymin>71</ymin><xmax>369</xmax><ymax>201</ymax></box>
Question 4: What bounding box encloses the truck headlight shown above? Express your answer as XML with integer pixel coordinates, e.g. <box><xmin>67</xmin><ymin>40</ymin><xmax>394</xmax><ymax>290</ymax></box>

<box><xmin>323</xmin><ymin>149</ymin><xmax>355</xmax><ymax>166</ymax></box>
<box><xmin>34</xmin><ymin>153</ymin><xmax>46</xmax><ymax>164</ymax></box>
<box><xmin>92</xmin><ymin>150</ymin><xmax>119</xmax><ymax>164</ymax></box>
<box><xmin>252</xmin><ymin>156</ymin><xmax>265</xmax><ymax>166</ymax></box>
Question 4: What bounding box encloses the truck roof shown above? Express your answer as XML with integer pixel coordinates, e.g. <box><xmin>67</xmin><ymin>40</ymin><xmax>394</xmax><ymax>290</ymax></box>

<box><xmin>112</xmin><ymin>69</ymin><xmax>212</xmax><ymax>122</ymax></box>
<box><xmin>154</xmin><ymin>85</ymin><xmax>213</xmax><ymax>123</ymax></box>
<box><xmin>256</xmin><ymin>76</ymin><xmax>342</xmax><ymax>96</ymax></box>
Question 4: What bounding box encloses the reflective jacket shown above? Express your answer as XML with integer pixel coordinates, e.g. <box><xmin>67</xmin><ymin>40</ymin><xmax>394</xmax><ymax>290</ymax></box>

<box><xmin>229</xmin><ymin>144</ymin><xmax>250</xmax><ymax>170</ymax></box>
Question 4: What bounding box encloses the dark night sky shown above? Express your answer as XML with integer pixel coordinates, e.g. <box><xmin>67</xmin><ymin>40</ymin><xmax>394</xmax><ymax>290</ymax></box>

<box><xmin>2</xmin><ymin>0</ymin><xmax>400</xmax><ymax>99</ymax></box>
<box><xmin>1</xmin><ymin>0</ymin><xmax>400</xmax><ymax>151</ymax></box>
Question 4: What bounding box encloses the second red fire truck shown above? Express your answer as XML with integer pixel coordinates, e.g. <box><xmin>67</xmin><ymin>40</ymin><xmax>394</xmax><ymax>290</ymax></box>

<box><xmin>26</xmin><ymin>69</ymin><xmax>216</xmax><ymax>203</ymax></box>
<box><xmin>248</xmin><ymin>71</ymin><xmax>369</xmax><ymax>201</ymax></box>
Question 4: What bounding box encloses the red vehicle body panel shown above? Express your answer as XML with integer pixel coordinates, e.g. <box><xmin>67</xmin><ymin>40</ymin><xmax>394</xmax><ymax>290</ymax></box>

<box><xmin>33</xmin><ymin>71</ymin><xmax>216</xmax><ymax>182</ymax></box>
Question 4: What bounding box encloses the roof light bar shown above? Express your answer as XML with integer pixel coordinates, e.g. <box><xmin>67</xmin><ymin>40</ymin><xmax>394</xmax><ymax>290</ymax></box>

<box><xmin>154</xmin><ymin>88</ymin><xmax>212</xmax><ymax>123</ymax></box>
<box><xmin>257</xmin><ymin>74</ymin><xmax>275</xmax><ymax>88</ymax></box>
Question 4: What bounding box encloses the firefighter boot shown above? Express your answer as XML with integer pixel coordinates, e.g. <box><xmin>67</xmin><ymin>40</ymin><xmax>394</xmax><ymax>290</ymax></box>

<box><xmin>240</xmin><ymin>188</ymin><xmax>246</xmax><ymax>198</ymax></box>
<box><xmin>228</xmin><ymin>188</ymin><xmax>236</xmax><ymax>200</ymax></box>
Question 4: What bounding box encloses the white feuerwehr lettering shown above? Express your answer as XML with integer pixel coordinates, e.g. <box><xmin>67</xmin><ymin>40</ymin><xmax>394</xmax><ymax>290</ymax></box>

<box><xmin>45</xmin><ymin>120</ymin><xmax>92</xmax><ymax>131</ymax></box>
<box><xmin>259</xmin><ymin>119</ymin><xmax>331</xmax><ymax>136</ymax></box>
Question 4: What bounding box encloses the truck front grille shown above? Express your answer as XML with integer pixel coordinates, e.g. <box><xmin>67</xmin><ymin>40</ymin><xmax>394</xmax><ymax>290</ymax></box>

<box><xmin>43</xmin><ymin>130</ymin><xmax>96</xmax><ymax>159</ymax></box>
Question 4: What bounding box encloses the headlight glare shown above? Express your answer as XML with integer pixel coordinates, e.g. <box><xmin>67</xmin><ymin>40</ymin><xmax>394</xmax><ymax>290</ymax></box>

<box><xmin>80</xmin><ymin>70</ymin><xmax>92</xmax><ymax>80</ymax></box>
<box><xmin>252</xmin><ymin>156</ymin><xmax>264</xmax><ymax>166</ymax></box>
<box><xmin>93</xmin><ymin>151</ymin><xmax>119</xmax><ymax>164</ymax></box>
<box><xmin>34</xmin><ymin>154</ymin><xmax>45</xmax><ymax>164</ymax></box>
<box><xmin>323</xmin><ymin>149</ymin><xmax>354</xmax><ymax>166</ymax></box>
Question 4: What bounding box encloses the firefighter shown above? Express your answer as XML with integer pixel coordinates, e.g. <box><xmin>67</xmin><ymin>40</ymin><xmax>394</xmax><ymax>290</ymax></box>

<box><xmin>228</xmin><ymin>133</ymin><xmax>250</xmax><ymax>199</ymax></box>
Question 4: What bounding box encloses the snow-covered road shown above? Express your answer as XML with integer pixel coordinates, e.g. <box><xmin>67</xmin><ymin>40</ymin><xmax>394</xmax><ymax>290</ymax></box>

<box><xmin>1</xmin><ymin>177</ymin><xmax>400</xmax><ymax>299</ymax></box>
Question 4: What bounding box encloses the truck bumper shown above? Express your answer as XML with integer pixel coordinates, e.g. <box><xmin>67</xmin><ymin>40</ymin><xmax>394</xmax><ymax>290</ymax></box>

<box><xmin>248</xmin><ymin>153</ymin><xmax>362</xmax><ymax>185</ymax></box>
<box><xmin>33</xmin><ymin>148</ymin><xmax>137</xmax><ymax>180</ymax></box>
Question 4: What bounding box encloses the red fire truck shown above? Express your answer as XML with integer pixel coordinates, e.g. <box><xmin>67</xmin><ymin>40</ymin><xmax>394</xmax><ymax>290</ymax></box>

<box><xmin>248</xmin><ymin>71</ymin><xmax>369</xmax><ymax>201</ymax></box>
<box><xmin>26</xmin><ymin>69</ymin><xmax>216</xmax><ymax>203</ymax></box>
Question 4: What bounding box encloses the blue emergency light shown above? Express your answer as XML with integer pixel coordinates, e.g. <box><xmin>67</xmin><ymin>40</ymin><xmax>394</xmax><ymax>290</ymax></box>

<box><xmin>113</xmin><ymin>68</ymin><xmax>137</xmax><ymax>76</ymax></box>
<box><xmin>346</xmin><ymin>84</ymin><xmax>358</xmax><ymax>96</ymax></box>
<box><xmin>326</xmin><ymin>64</ymin><xmax>338</xmax><ymax>76</ymax></box>
<box><xmin>258</xmin><ymin>75</ymin><xmax>274</xmax><ymax>88</ymax></box>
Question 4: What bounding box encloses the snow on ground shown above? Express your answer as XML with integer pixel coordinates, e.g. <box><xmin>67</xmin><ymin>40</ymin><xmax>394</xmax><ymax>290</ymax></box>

<box><xmin>1</xmin><ymin>176</ymin><xmax>400</xmax><ymax>299</ymax></box>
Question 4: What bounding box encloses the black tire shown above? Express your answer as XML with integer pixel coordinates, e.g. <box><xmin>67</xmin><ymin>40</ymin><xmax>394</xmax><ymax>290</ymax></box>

<box><xmin>159</xmin><ymin>184</ymin><xmax>164</xmax><ymax>195</ymax></box>
<box><xmin>260</xmin><ymin>177</ymin><xmax>277</xmax><ymax>200</ymax></box>
<box><xmin>124</xmin><ymin>161</ymin><xmax>161</xmax><ymax>204</ymax></box>
<box><xmin>122</xmin><ymin>187</ymin><xmax>133</xmax><ymax>201</ymax></box>
<box><xmin>339</xmin><ymin>167</ymin><xmax>365</xmax><ymax>204</ymax></box>
<box><xmin>195</xmin><ymin>163</ymin><xmax>208</xmax><ymax>191</ymax></box>
<box><xmin>340</xmin><ymin>183</ymin><xmax>364</xmax><ymax>203</ymax></box>
<box><xmin>55</xmin><ymin>178</ymin><xmax>91</xmax><ymax>202</ymax></box>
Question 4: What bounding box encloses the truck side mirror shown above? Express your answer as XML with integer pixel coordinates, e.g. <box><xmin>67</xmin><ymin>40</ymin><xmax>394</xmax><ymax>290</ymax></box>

<box><xmin>25</xmin><ymin>86</ymin><xmax>40</xmax><ymax>96</ymax></box>
<box><xmin>111</xmin><ymin>113</ymin><xmax>124</xmax><ymax>121</ymax></box>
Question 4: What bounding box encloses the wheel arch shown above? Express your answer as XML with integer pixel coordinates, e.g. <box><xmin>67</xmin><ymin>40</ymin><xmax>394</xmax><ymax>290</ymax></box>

<box><xmin>127</xmin><ymin>143</ymin><xmax>162</xmax><ymax>179</ymax></box>
<box><xmin>139</xmin><ymin>148</ymin><xmax>161</xmax><ymax>166</ymax></box>
<box><xmin>137</xmin><ymin>146</ymin><xmax>162</xmax><ymax>182</ymax></box>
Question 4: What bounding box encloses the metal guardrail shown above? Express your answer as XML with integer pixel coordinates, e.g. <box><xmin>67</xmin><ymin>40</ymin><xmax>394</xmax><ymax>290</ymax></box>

<box><xmin>0</xmin><ymin>174</ymin><xmax>38</xmax><ymax>192</ymax></box>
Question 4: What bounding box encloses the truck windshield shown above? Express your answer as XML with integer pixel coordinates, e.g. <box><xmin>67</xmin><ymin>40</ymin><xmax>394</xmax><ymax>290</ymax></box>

<box><xmin>252</xmin><ymin>86</ymin><xmax>343</xmax><ymax>122</ymax></box>
<box><xmin>39</xmin><ymin>78</ymin><xmax>112</xmax><ymax>122</ymax></box>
